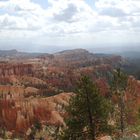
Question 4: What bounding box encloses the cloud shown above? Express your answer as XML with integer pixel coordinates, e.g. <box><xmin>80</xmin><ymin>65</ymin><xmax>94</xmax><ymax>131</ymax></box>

<box><xmin>99</xmin><ymin>7</ymin><xmax>127</xmax><ymax>17</ymax></box>
<box><xmin>95</xmin><ymin>0</ymin><xmax>140</xmax><ymax>16</ymax></box>
<box><xmin>0</xmin><ymin>0</ymin><xmax>47</xmax><ymax>33</ymax></box>
<box><xmin>53</xmin><ymin>3</ymin><xmax>78</xmax><ymax>22</ymax></box>
<box><xmin>0</xmin><ymin>0</ymin><xmax>139</xmax><ymax>47</ymax></box>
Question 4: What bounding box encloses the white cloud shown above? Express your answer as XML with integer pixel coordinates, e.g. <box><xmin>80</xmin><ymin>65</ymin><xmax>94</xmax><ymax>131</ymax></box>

<box><xmin>0</xmin><ymin>0</ymin><xmax>139</xmax><ymax>47</ymax></box>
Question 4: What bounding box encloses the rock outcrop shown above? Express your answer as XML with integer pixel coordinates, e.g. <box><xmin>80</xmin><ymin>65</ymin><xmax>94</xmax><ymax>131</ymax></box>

<box><xmin>0</xmin><ymin>92</ymin><xmax>73</xmax><ymax>135</ymax></box>
<box><xmin>125</xmin><ymin>76</ymin><xmax>140</xmax><ymax>124</ymax></box>
<box><xmin>98</xmin><ymin>136</ymin><xmax>112</xmax><ymax>140</ymax></box>
<box><xmin>0</xmin><ymin>63</ymin><xmax>33</xmax><ymax>76</ymax></box>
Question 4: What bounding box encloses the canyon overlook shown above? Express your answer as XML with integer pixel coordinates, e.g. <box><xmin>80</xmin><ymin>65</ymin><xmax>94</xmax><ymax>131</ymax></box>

<box><xmin>0</xmin><ymin>49</ymin><xmax>140</xmax><ymax>139</ymax></box>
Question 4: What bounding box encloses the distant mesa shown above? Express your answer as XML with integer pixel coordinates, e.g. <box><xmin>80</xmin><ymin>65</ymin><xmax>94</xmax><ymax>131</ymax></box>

<box><xmin>0</xmin><ymin>49</ymin><xmax>18</xmax><ymax>55</ymax></box>
<box><xmin>55</xmin><ymin>48</ymin><xmax>89</xmax><ymax>55</ymax></box>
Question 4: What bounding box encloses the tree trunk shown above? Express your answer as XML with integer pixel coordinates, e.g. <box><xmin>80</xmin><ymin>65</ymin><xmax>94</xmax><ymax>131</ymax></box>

<box><xmin>120</xmin><ymin>93</ymin><xmax>125</xmax><ymax>136</ymax></box>
<box><xmin>85</xmin><ymin>86</ymin><xmax>96</xmax><ymax>140</ymax></box>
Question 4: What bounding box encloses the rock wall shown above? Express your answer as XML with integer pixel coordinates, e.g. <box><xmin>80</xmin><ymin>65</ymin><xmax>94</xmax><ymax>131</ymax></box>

<box><xmin>0</xmin><ymin>63</ymin><xmax>33</xmax><ymax>76</ymax></box>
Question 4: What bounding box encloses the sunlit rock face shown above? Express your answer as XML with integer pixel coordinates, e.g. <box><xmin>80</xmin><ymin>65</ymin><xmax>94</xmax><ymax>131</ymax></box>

<box><xmin>0</xmin><ymin>63</ymin><xmax>34</xmax><ymax>86</ymax></box>
<box><xmin>0</xmin><ymin>92</ymin><xmax>73</xmax><ymax>134</ymax></box>
<box><xmin>0</xmin><ymin>63</ymin><xmax>33</xmax><ymax>76</ymax></box>
<box><xmin>0</xmin><ymin>85</ymin><xmax>25</xmax><ymax>99</ymax></box>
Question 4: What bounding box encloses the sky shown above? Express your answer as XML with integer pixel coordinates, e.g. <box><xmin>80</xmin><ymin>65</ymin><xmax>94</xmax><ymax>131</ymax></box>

<box><xmin>0</xmin><ymin>0</ymin><xmax>140</xmax><ymax>52</ymax></box>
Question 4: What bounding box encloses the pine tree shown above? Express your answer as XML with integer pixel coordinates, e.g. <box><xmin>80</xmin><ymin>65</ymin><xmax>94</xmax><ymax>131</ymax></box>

<box><xmin>110</xmin><ymin>68</ymin><xmax>128</xmax><ymax>136</ymax></box>
<box><xmin>60</xmin><ymin>76</ymin><xmax>112</xmax><ymax>140</ymax></box>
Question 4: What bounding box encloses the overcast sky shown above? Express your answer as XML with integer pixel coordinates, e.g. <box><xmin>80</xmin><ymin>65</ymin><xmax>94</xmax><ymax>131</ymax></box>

<box><xmin>0</xmin><ymin>0</ymin><xmax>140</xmax><ymax>52</ymax></box>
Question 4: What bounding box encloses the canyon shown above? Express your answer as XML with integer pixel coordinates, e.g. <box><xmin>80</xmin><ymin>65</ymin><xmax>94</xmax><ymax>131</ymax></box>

<box><xmin>0</xmin><ymin>49</ymin><xmax>140</xmax><ymax>139</ymax></box>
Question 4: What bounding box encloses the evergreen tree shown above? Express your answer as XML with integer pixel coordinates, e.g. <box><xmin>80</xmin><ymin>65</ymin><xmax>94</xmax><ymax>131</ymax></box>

<box><xmin>111</xmin><ymin>68</ymin><xmax>128</xmax><ymax>136</ymax></box>
<box><xmin>60</xmin><ymin>76</ymin><xmax>112</xmax><ymax>140</ymax></box>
